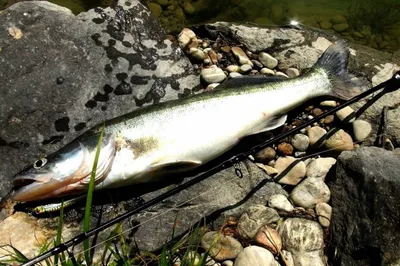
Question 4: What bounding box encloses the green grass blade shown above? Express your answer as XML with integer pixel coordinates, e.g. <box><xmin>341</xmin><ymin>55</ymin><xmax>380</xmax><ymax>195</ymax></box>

<box><xmin>54</xmin><ymin>198</ymin><xmax>65</xmax><ymax>266</ymax></box>
<box><xmin>83</xmin><ymin>122</ymin><xmax>105</xmax><ymax>265</ymax></box>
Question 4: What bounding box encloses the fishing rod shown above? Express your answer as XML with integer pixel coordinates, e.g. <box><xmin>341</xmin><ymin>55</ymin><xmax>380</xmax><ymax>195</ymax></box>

<box><xmin>22</xmin><ymin>71</ymin><xmax>400</xmax><ymax>266</ymax></box>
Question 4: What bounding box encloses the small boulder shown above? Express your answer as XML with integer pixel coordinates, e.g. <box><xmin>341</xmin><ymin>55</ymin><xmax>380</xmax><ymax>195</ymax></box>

<box><xmin>324</xmin><ymin>129</ymin><xmax>354</xmax><ymax>151</ymax></box>
<box><xmin>274</xmin><ymin>156</ymin><xmax>306</xmax><ymax>185</ymax></box>
<box><xmin>268</xmin><ymin>194</ymin><xmax>294</xmax><ymax>213</ymax></box>
<box><xmin>237</xmin><ymin>205</ymin><xmax>280</xmax><ymax>239</ymax></box>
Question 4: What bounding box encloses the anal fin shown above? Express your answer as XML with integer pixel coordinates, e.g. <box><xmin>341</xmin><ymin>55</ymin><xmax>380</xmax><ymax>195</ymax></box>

<box><xmin>248</xmin><ymin>114</ymin><xmax>287</xmax><ymax>135</ymax></box>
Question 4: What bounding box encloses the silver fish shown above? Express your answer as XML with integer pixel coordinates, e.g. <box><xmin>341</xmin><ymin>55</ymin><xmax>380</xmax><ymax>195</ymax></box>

<box><xmin>12</xmin><ymin>41</ymin><xmax>359</xmax><ymax>202</ymax></box>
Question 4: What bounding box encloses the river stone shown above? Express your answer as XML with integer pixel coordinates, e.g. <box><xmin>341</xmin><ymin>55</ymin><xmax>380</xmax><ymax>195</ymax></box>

<box><xmin>201</xmin><ymin>65</ymin><xmax>227</xmax><ymax>84</ymax></box>
<box><xmin>320</xmin><ymin>100</ymin><xmax>337</xmax><ymax>107</ymax></box>
<box><xmin>333</xmin><ymin>23</ymin><xmax>349</xmax><ymax>32</ymax></box>
<box><xmin>148</xmin><ymin>2</ymin><xmax>162</xmax><ymax>18</ymax></box>
<box><xmin>277</xmin><ymin>218</ymin><xmax>325</xmax><ymax>266</ymax></box>
<box><xmin>336</xmin><ymin>106</ymin><xmax>355</xmax><ymax>123</ymax></box>
<box><xmin>306</xmin><ymin>157</ymin><xmax>336</xmax><ymax>180</ymax></box>
<box><xmin>0</xmin><ymin>0</ymin><xmax>199</xmax><ymax>200</ymax></box>
<box><xmin>258</xmin><ymin>52</ymin><xmax>278</xmax><ymax>69</ymax></box>
<box><xmin>282</xmin><ymin>250</ymin><xmax>295</xmax><ymax>266</ymax></box>
<box><xmin>268</xmin><ymin>194</ymin><xmax>294</xmax><ymax>213</ymax></box>
<box><xmin>291</xmin><ymin>134</ymin><xmax>309</xmax><ymax>152</ymax></box>
<box><xmin>237</xmin><ymin>205</ymin><xmax>280</xmax><ymax>239</ymax></box>
<box><xmin>260</xmin><ymin>68</ymin><xmax>275</xmax><ymax>75</ymax></box>
<box><xmin>274</xmin><ymin>156</ymin><xmax>306</xmax><ymax>185</ymax></box>
<box><xmin>286</xmin><ymin>68</ymin><xmax>300</xmax><ymax>78</ymax></box>
<box><xmin>234</xmin><ymin>246</ymin><xmax>278</xmax><ymax>266</ymax></box>
<box><xmin>307</xmin><ymin>126</ymin><xmax>327</xmax><ymax>147</ymax></box>
<box><xmin>319</xmin><ymin>21</ymin><xmax>332</xmax><ymax>30</ymax></box>
<box><xmin>315</xmin><ymin>202</ymin><xmax>332</xmax><ymax>227</ymax></box>
<box><xmin>290</xmin><ymin>177</ymin><xmax>331</xmax><ymax>208</ymax></box>
<box><xmin>330</xmin><ymin>15</ymin><xmax>347</xmax><ymax>24</ymax></box>
<box><xmin>328</xmin><ymin>147</ymin><xmax>400</xmax><ymax>265</ymax></box>
<box><xmin>231</xmin><ymin>46</ymin><xmax>253</xmax><ymax>66</ymax></box>
<box><xmin>324</xmin><ymin>129</ymin><xmax>354</xmax><ymax>151</ymax></box>
<box><xmin>201</xmin><ymin>231</ymin><xmax>243</xmax><ymax>261</ymax></box>
<box><xmin>253</xmin><ymin>147</ymin><xmax>276</xmax><ymax>163</ymax></box>
<box><xmin>352</xmin><ymin>119</ymin><xmax>372</xmax><ymax>141</ymax></box>
<box><xmin>254</xmin><ymin>225</ymin><xmax>282</xmax><ymax>254</ymax></box>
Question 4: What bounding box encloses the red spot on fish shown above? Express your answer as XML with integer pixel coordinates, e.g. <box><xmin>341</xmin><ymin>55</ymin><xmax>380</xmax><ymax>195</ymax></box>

<box><xmin>262</xmin><ymin>112</ymin><xmax>268</xmax><ymax>118</ymax></box>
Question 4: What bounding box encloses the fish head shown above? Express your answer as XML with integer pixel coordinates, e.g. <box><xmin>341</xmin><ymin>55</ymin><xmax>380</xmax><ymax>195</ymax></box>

<box><xmin>12</xmin><ymin>134</ymin><xmax>116</xmax><ymax>202</ymax></box>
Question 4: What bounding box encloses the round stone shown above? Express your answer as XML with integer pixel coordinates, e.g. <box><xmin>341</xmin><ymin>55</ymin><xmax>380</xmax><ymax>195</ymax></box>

<box><xmin>319</xmin><ymin>20</ymin><xmax>332</xmax><ymax>30</ymax></box>
<box><xmin>240</xmin><ymin>64</ymin><xmax>252</xmax><ymax>73</ymax></box>
<box><xmin>260</xmin><ymin>68</ymin><xmax>275</xmax><ymax>75</ymax></box>
<box><xmin>231</xmin><ymin>47</ymin><xmax>253</xmax><ymax>66</ymax></box>
<box><xmin>336</xmin><ymin>106</ymin><xmax>355</xmax><ymax>122</ymax></box>
<box><xmin>201</xmin><ymin>231</ymin><xmax>243</xmax><ymax>261</ymax></box>
<box><xmin>330</xmin><ymin>15</ymin><xmax>347</xmax><ymax>24</ymax></box>
<box><xmin>315</xmin><ymin>202</ymin><xmax>332</xmax><ymax>227</ymax></box>
<box><xmin>254</xmin><ymin>225</ymin><xmax>282</xmax><ymax>254</ymax></box>
<box><xmin>291</xmin><ymin>134</ymin><xmax>310</xmax><ymax>152</ymax></box>
<box><xmin>234</xmin><ymin>246</ymin><xmax>277</xmax><ymax>266</ymax></box>
<box><xmin>324</xmin><ymin>129</ymin><xmax>354</xmax><ymax>151</ymax></box>
<box><xmin>286</xmin><ymin>68</ymin><xmax>300</xmax><ymax>78</ymax></box>
<box><xmin>333</xmin><ymin>23</ymin><xmax>349</xmax><ymax>32</ymax></box>
<box><xmin>229</xmin><ymin>72</ymin><xmax>242</xmax><ymax>78</ymax></box>
<box><xmin>277</xmin><ymin>142</ymin><xmax>294</xmax><ymax>156</ymax></box>
<box><xmin>274</xmin><ymin>156</ymin><xmax>306</xmax><ymax>185</ymax></box>
<box><xmin>290</xmin><ymin>177</ymin><xmax>331</xmax><ymax>208</ymax></box>
<box><xmin>189</xmin><ymin>47</ymin><xmax>206</xmax><ymax>61</ymax></box>
<box><xmin>306</xmin><ymin>157</ymin><xmax>336</xmax><ymax>180</ymax></box>
<box><xmin>237</xmin><ymin>205</ymin><xmax>280</xmax><ymax>239</ymax></box>
<box><xmin>320</xmin><ymin>100</ymin><xmax>337</xmax><ymax>107</ymax></box>
<box><xmin>307</xmin><ymin>126</ymin><xmax>327</xmax><ymax>147</ymax></box>
<box><xmin>226</xmin><ymin>65</ymin><xmax>241</xmax><ymax>73</ymax></box>
<box><xmin>254</xmin><ymin>147</ymin><xmax>276</xmax><ymax>163</ymax></box>
<box><xmin>201</xmin><ymin>65</ymin><xmax>227</xmax><ymax>84</ymax></box>
<box><xmin>268</xmin><ymin>194</ymin><xmax>294</xmax><ymax>213</ymax></box>
<box><xmin>312</xmin><ymin>108</ymin><xmax>323</xmax><ymax>117</ymax></box>
<box><xmin>258</xmin><ymin>52</ymin><xmax>278</xmax><ymax>69</ymax></box>
<box><xmin>352</xmin><ymin>119</ymin><xmax>372</xmax><ymax>141</ymax></box>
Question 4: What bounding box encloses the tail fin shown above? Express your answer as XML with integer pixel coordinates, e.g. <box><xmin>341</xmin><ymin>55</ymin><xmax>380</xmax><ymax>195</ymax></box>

<box><xmin>314</xmin><ymin>41</ymin><xmax>362</xmax><ymax>100</ymax></box>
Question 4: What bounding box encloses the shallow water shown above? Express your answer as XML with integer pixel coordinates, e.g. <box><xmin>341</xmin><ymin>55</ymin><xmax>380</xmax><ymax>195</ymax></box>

<box><xmin>2</xmin><ymin>0</ymin><xmax>400</xmax><ymax>52</ymax></box>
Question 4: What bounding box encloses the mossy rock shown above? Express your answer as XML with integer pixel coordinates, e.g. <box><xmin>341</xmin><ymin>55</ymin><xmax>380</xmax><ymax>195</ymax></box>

<box><xmin>352</xmin><ymin>31</ymin><xmax>364</xmax><ymax>39</ymax></box>
<box><xmin>319</xmin><ymin>20</ymin><xmax>332</xmax><ymax>30</ymax></box>
<box><xmin>360</xmin><ymin>25</ymin><xmax>372</xmax><ymax>37</ymax></box>
<box><xmin>175</xmin><ymin>6</ymin><xmax>185</xmax><ymax>21</ymax></box>
<box><xmin>254</xmin><ymin>17</ymin><xmax>274</xmax><ymax>26</ymax></box>
<box><xmin>270</xmin><ymin>3</ymin><xmax>286</xmax><ymax>24</ymax></box>
<box><xmin>333</xmin><ymin>23</ymin><xmax>349</xmax><ymax>32</ymax></box>
<box><xmin>182</xmin><ymin>1</ymin><xmax>195</xmax><ymax>15</ymax></box>
<box><xmin>330</xmin><ymin>14</ymin><xmax>347</xmax><ymax>24</ymax></box>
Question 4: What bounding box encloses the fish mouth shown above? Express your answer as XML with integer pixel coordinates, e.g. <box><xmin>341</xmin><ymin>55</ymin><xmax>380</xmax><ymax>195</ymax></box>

<box><xmin>11</xmin><ymin>138</ymin><xmax>116</xmax><ymax>202</ymax></box>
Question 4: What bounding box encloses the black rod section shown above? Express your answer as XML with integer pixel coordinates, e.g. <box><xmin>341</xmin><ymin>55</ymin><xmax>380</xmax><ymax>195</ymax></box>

<box><xmin>22</xmin><ymin>71</ymin><xmax>400</xmax><ymax>266</ymax></box>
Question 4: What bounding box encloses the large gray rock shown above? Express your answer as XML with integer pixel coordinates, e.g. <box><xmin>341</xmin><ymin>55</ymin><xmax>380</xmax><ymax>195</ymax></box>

<box><xmin>328</xmin><ymin>147</ymin><xmax>400</xmax><ymax>266</ymax></box>
<box><xmin>0</xmin><ymin>0</ymin><xmax>199</xmax><ymax>199</ymax></box>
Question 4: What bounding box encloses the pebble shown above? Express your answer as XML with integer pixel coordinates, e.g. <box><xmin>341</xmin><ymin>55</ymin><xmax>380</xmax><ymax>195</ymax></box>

<box><xmin>229</xmin><ymin>72</ymin><xmax>242</xmax><ymax>78</ymax></box>
<box><xmin>307</xmin><ymin>126</ymin><xmax>327</xmax><ymax>147</ymax></box>
<box><xmin>282</xmin><ymin>250</ymin><xmax>295</xmax><ymax>266</ymax></box>
<box><xmin>294</xmin><ymin>151</ymin><xmax>306</xmax><ymax>157</ymax></box>
<box><xmin>268</xmin><ymin>194</ymin><xmax>294</xmax><ymax>213</ymax></box>
<box><xmin>254</xmin><ymin>225</ymin><xmax>282</xmax><ymax>254</ymax></box>
<box><xmin>258</xmin><ymin>52</ymin><xmax>278</xmax><ymax>69</ymax></box>
<box><xmin>222</xmin><ymin>261</ymin><xmax>233</xmax><ymax>266</ymax></box>
<box><xmin>251</xmin><ymin>60</ymin><xmax>263</xmax><ymax>69</ymax></box>
<box><xmin>255</xmin><ymin>163</ymin><xmax>278</xmax><ymax>176</ymax></box>
<box><xmin>277</xmin><ymin>142</ymin><xmax>293</xmax><ymax>156</ymax></box>
<box><xmin>205</xmin><ymin>83</ymin><xmax>220</xmax><ymax>92</ymax></box>
<box><xmin>234</xmin><ymin>246</ymin><xmax>277</xmax><ymax>266</ymax></box>
<box><xmin>323</xmin><ymin>115</ymin><xmax>334</xmax><ymax>124</ymax></box>
<box><xmin>201</xmin><ymin>231</ymin><xmax>243</xmax><ymax>261</ymax></box>
<box><xmin>178</xmin><ymin>28</ymin><xmax>197</xmax><ymax>49</ymax></box>
<box><xmin>352</xmin><ymin>119</ymin><xmax>372</xmax><ymax>141</ymax></box>
<box><xmin>260</xmin><ymin>68</ymin><xmax>275</xmax><ymax>75</ymax></box>
<box><xmin>231</xmin><ymin>47</ymin><xmax>253</xmax><ymax>66</ymax></box>
<box><xmin>286</xmin><ymin>68</ymin><xmax>300</xmax><ymax>78</ymax></box>
<box><xmin>324</xmin><ymin>129</ymin><xmax>354</xmax><ymax>151</ymax></box>
<box><xmin>320</xmin><ymin>100</ymin><xmax>337</xmax><ymax>107</ymax></box>
<box><xmin>237</xmin><ymin>205</ymin><xmax>280</xmax><ymax>239</ymax></box>
<box><xmin>315</xmin><ymin>202</ymin><xmax>332</xmax><ymax>227</ymax></box>
<box><xmin>220</xmin><ymin>46</ymin><xmax>231</xmax><ymax>54</ymax></box>
<box><xmin>290</xmin><ymin>177</ymin><xmax>331</xmax><ymax>208</ymax></box>
<box><xmin>148</xmin><ymin>3</ymin><xmax>162</xmax><ymax>18</ymax></box>
<box><xmin>306</xmin><ymin>157</ymin><xmax>336</xmax><ymax>180</ymax></box>
<box><xmin>187</xmin><ymin>251</ymin><xmax>201</xmax><ymax>265</ymax></box>
<box><xmin>312</xmin><ymin>108</ymin><xmax>323</xmax><ymax>117</ymax></box>
<box><xmin>291</xmin><ymin>134</ymin><xmax>309</xmax><ymax>152</ymax></box>
<box><xmin>275</xmin><ymin>71</ymin><xmax>289</xmax><ymax>78</ymax></box>
<box><xmin>274</xmin><ymin>156</ymin><xmax>306</xmax><ymax>185</ymax></box>
<box><xmin>189</xmin><ymin>47</ymin><xmax>206</xmax><ymax>61</ymax></box>
<box><xmin>333</xmin><ymin>23</ymin><xmax>349</xmax><ymax>32</ymax></box>
<box><xmin>201</xmin><ymin>65</ymin><xmax>227</xmax><ymax>84</ymax></box>
<box><xmin>336</xmin><ymin>106</ymin><xmax>355</xmax><ymax>123</ymax></box>
<box><xmin>226</xmin><ymin>65</ymin><xmax>241</xmax><ymax>73</ymax></box>
<box><xmin>208</xmin><ymin>50</ymin><xmax>219</xmax><ymax>64</ymax></box>
<box><xmin>240</xmin><ymin>64</ymin><xmax>252</xmax><ymax>73</ymax></box>
<box><xmin>330</xmin><ymin>15</ymin><xmax>347</xmax><ymax>24</ymax></box>
<box><xmin>319</xmin><ymin>20</ymin><xmax>332</xmax><ymax>30</ymax></box>
<box><xmin>253</xmin><ymin>147</ymin><xmax>276</xmax><ymax>163</ymax></box>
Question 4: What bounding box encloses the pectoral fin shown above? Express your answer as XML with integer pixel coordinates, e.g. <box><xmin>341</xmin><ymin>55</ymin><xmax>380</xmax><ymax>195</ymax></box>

<box><xmin>151</xmin><ymin>160</ymin><xmax>202</xmax><ymax>173</ymax></box>
<box><xmin>248</xmin><ymin>114</ymin><xmax>287</xmax><ymax>135</ymax></box>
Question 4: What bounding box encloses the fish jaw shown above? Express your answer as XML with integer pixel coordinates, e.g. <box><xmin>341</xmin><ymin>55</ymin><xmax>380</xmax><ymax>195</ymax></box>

<box><xmin>11</xmin><ymin>136</ymin><xmax>117</xmax><ymax>202</ymax></box>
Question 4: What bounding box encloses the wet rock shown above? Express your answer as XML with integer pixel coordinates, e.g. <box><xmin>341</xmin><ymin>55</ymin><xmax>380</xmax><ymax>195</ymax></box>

<box><xmin>268</xmin><ymin>194</ymin><xmax>294</xmax><ymax>213</ymax></box>
<box><xmin>201</xmin><ymin>231</ymin><xmax>243</xmax><ymax>261</ymax></box>
<box><xmin>307</xmin><ymin>126</ymin><xmax>327</xmax><ymax>147</ymax></box>
<box><xmin>231</xmin><ymin>47</ymin><xmax>253</xmax><ymax>66</ymax></box>
<box><xmin>237</xmin><ymin>205</ymin><xmax>280</xmax><ymax>239</ymax></box>
<box><xmin>315</xmin><ymin>202</ymin><xmax>332</xmax><ymax>227</ymax></box>
<box><xmin>0</xmin><ymin>0</ymin><xmax>198</xmax><ymax>199</ymax></box>
<box><xmin>290</xmin><ymin>177</ymin><xmax>331</xmax><ymax>208</ymax></box>
<box><xmin>148</xmin><ymin>2</ymin><xmax>162</xmax><ymax>18</ymax></box>
<box><xmin>320</xmin><ymin>100</ymin><xmax>336</xmax><ymax>107</ymax></box>
<box><xmin>319</xmin><ymin>21</ymin><xmax>332</xmax><ymax>30</ymax></box>
<box><xmin>333</xmin><ymin>23</ymin><xmax>349</xmax><ymax>32</ymax></box>
<box><xmin>254</xmin><ymin>225</ymin><xmax>282</xmax><ymax>254</ymax></box>
<box><xmin>336</xmin><ymin>106</ymin><xmax>355</xmax><ymax>123</ymax></box>
<box><xmin>328</xmin><ymin>147</ymin><xmax>400</xmax><ymax>266</ymax></box>
<box><xmin>274</xmin><ymin>156</ymin><xmax>306</xmax><ymax>185</ymax></box>
<box><xmin>330</xmin><ymin>15</ymin><xmax>347</xmax><ymax>24</ymax></box>
<box><xmin>306</xmin><ymin>157</ymin><xmax>336</xmax><ymax>180</ymax></box>
<box><xmin>286</xmin><ymin>68</ymin><xmax>300</xmax><ymax>78</ymax></box>
<box><xmin>201</xmin><ymin>65</ymin><xmax>227</xmax><ymax>84</ymax></box>
<box><xmin>352</xmin><ymin>119</ymin><xmax>372</xmax><ymax>141</ymax></box>
<box><xmin>234</xmin><ymin>246</ymin><xmax>278</xmax><ymax>266</ymax></box>
<box><xmin>253</xmin><ymin>147</ymin><xmax>276</xmax><ymax>164</ymax></box>
<box><xmin>259</xmin><ymin>52</ymin><xmax>278</xmax><ymax>69</ymax></box>
<box><xmin>277</xmin><ymin>218</ymin><xmax>325</xmax><ymax>266</ymax></box>
<box><xmin>277</xmin><ymin>142</ymin><xmax>293</xmax><ymax>155</ymax></box>
<box><xmin>189</xmin><ymin>47</ymin><xmax>206</xmax><ymax>61</ymax></box>
<box><xmin>291</xmin><ymin>134</ymin><xmax>309</xmax><ymax>152</ymax></box>
<box><xmin>324</xmin><ymin>129</ymin><xmax>354</xmax><ymax>151</ymax></box>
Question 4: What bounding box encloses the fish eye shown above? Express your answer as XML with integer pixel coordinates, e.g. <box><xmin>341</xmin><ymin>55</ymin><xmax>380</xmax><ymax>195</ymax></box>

<box><xmin>33</xmin><ymin>158</ymin><xmax>47</xmax><ymax>169</ymax></box>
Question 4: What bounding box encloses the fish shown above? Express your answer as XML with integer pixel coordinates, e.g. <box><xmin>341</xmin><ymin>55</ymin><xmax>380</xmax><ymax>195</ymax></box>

<box><xmin>11</xmin><ymin>41</ymin><xmax>360</xmax><ymax>202</ymax></box>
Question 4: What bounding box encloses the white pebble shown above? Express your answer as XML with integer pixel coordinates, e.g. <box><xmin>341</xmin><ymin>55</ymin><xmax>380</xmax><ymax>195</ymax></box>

<box><xmin>229</xmin><ymin>72</ymin><xmax>242</xmax><ymax>78</ymax></box>
<box><xmin>336</xmin><ymin>106</ymin><xmax>355</xmax><ymax>123</ymax></box>
<box><xmin>320</xmin><ymin>100</ymin><xmax>337</xmax><ymax>107</ymax></box>
<box><xmin>315</xmin><ymin>202</ymin><xmax>332</xmax><ymax>227</ymax></box>
<box><xmin>240</xmin><ymin>64</ymin><xmax>252</xmax><ymax>73</ymax></box>
<box><xmin>201</xmin><ymin>65</ymin><xmax>227</xmax><ymax>84</ymax></box>
<box><xmin>286</xmin><ymin>68</ymin><xmax>300</xmax><ymax>78</ymax></box>
<box><xmin>352</xmin><ymin>119</ymin><xmax>372</xmax><ymax>141</ymax></box>
<box><xmin>226</xmin><ymin>65</ymin><xmax>241</xmax><ymax>73</ymax></box>
<box><xmin>275</xmin><ymin>71</ymin><xmax>289</xmax><ymax>78</ymax></box>
<box><xmin>260</xmin><ymin>68</ymin><xmax>275</xmax><ymax>75</ymax></box>
<box><xmin>259</xmin><ymin>52</ymin><xmax>278</xmax><ymax>69</ymax></box>
<box><xmin>268</xmin><ymin>194</ymin><xmax>294</xmax><ymax>212</ymax></box>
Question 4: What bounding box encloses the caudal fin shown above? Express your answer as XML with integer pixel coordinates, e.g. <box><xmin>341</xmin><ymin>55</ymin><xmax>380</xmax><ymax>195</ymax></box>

<box><xmin>314</xmin><ymin>41</ymin><xmax>362</xmax><ymax>100</ymax></box>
